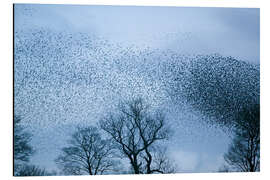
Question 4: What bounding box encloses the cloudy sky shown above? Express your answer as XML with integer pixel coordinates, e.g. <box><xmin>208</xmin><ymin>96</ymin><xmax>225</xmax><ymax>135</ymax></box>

<box><xmin>14</xmin><ymin>4</ymin><xmax>259</xmax><ymax>173</ymax></box>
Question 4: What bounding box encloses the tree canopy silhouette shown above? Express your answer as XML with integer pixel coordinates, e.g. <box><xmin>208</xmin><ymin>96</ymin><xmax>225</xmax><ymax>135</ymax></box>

<box><xmin>100</xmin><ymin>98</ymin><xmax>175</xmax><ymax>174</ymax></box>
<box><xmin>15</xmin><ymin>164</ymin><xmax>56</xmax><ymax>176</ymax></box>
<box><xmin>55</xmin><ymin>126</ymin><xmax>117</xmax><ymax>175</ymax></box>
<box><xmin>14</xmin><ymin>115</ymin><xmax>34</xmax><ymax>162</ymax></box>
<box><xmin>224</xmin><ymin>104</ymin><xmax>260</xmax><ymax>172</ymax></box>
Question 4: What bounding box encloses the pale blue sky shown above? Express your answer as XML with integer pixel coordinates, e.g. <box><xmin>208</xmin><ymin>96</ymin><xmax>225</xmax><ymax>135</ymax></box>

<box><xmin>15</xmin><ymin>4</ymin><xmax>259</xmax><ymax>63</ymax></box>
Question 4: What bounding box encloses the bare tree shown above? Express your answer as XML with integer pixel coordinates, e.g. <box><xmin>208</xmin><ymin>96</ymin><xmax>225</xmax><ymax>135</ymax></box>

<box><xmin>14</xmin><ymin>115</ymin><xmax>35</xmax><ymax>176</ymax></box>
<box><xmin>15</xmin><ymin>164</ymin><xmax>56</xmax><ymax>176</ymax></box>
<box><xmin>14</xmin><ymin>115</ymin><xmax>34</xmax><ymax>162</ymax></box>
<box><xmin>55</xmin><ymin>126</ymin><xmax>117</xmax><ymax>175</ymax></box>
<box><xmin>138</xmin><ymin>145</ymin><xmax>177</xmax><ymax>174</ymax></box>
<box><xmin>224</xmin><ymin>104</ymin><xmax>260</xmax><ymax>172</ymax></box>
<box><xmin>100</xmin><ymin>98</ymin><xmax>174</xmax><ymax>174</ymax></box>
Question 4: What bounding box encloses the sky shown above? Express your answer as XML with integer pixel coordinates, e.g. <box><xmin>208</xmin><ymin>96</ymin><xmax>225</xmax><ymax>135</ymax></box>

<box><xmin>14</xmin><ymin>4</ymin><xmax>260</xmax><ymax>173</ymax></box>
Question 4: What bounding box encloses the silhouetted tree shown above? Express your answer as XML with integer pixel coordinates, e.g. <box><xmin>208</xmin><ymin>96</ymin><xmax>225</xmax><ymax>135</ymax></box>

<box><xmin>55</xmin><ymin>126</ymin><xmax>117</xmax><ymax>175</ymax></box>
<box><xmin>224</xmin><ymin>104</ymin><xmax>260</xmax><ymax>172</ymax></box>
<box><xmin>100</xmin><ymin>98</ymin><xmax>175</xmax><ymax>174</ymax></box>
<box><xmin>14</xmin><ymin>115</ymin><xmax>35</xmax><ymax>175</ymax></box>
<box><xmin>145</xmin><ymin>146</ymin><xmax>177</xmax><ymax>174</ymax></box>
<box><xmin>14</xmin><ymin>115</ymin><xmax>34</xmax><ymax>162</ymax></box>
<box><xmin>15</xmin><ymin>164</ymin><xmax>56</xmax><ymax>176</ymax></box>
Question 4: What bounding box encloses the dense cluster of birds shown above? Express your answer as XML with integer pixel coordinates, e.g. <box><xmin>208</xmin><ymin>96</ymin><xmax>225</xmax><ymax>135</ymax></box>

<box><xmin>14</xmin><ymin>28</ymin><xmax>259</xmax><ymax>170</ymax></box>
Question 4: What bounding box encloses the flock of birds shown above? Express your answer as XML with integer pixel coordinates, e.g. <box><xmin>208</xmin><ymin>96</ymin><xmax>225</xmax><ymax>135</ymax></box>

<box><xmin>14</xmin><ymin>28</ymin><xmax>259</xmax><ymax>172</ymax></box>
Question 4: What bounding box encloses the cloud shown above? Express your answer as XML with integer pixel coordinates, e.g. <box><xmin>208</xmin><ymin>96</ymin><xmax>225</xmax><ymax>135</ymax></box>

<box><xmin>170</xmin><ymin>150</ymin><xmax>199</xmax><ymax>172</ymax></box>
<box><xmin>170</xmin><ymin>150</ymin><xmax>225</xmax><ymax>173</ymax></box>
